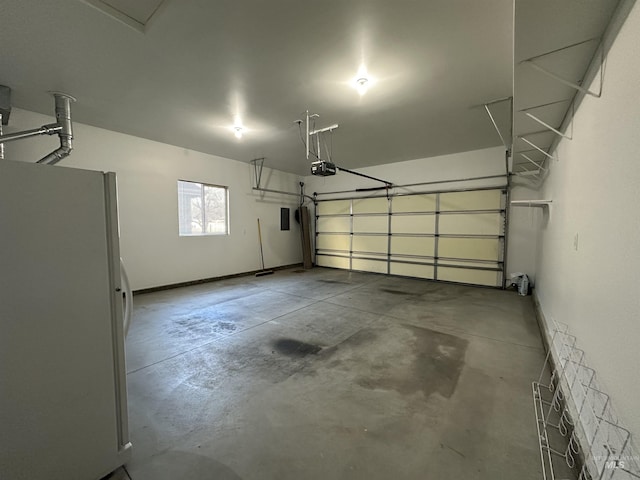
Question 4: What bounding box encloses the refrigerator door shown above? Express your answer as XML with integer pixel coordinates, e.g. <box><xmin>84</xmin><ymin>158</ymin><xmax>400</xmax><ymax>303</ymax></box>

<box><xmin>0</xmin><ymin>160</ymin><xmax>131</xmax><ymax>480</ymax></box>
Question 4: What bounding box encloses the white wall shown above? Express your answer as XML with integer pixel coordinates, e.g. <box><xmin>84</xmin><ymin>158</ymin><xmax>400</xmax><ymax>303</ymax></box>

<box><xmin>534</xmin><ymin>2</ymin><xmax>640</xmax><ymax>440</ymax></box>
<box><xmin>3</xmin><ymin>108</ymin><xmax>303</xmax><ymax>290</ymax></box>
<box><xmin>506</xmin><ymin>185</ymin><xmax>542</xmax><ymax>284</ymax></box>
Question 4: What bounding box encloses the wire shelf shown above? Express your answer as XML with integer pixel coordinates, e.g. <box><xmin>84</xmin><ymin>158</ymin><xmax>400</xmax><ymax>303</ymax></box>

<box><xmin>533</xmin><ymin>321</ymin><xmax>640</xmax><ymax>480</ymax></box>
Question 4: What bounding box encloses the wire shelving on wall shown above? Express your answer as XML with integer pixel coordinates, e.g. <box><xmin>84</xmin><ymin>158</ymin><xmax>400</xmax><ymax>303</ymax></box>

<box><xmin>533</xmin><ymin>320</ymin><xmax>640</xmax><ymax>480</ymax></box>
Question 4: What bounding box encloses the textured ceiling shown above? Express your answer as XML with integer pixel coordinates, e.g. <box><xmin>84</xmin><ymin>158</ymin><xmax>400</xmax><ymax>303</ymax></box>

<box><xmin>0</xmin><ymin>0</ymin><xmax>513</xmax><ymax>175</ymax></box>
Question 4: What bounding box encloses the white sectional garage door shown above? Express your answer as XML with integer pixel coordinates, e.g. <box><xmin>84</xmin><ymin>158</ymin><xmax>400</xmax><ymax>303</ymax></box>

<box><xmin>315</xmin><ymin>188</ymin><xmax>506</xmax><ymax>287</ymax></box>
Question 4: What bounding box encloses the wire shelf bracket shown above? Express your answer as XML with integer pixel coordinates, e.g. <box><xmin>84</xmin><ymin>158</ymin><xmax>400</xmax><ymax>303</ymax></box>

<box><xmin>510</xmin><ymin>199</ymin><xmax>551</xmax><ymax>207</ymax></box>
<box><xmin>520</xmin><ymin>153</ymin><xmax>549</xmax><ymax>172</ymax></box>
<box><xmin>480</xmin><ymin>96</ymin><xmax>513</xmax><ymax>153</ymax></box>
<box><xmin>519</xmin><ymin>98</ymin><xmax>575</xmax><ymax>141</ymax></box>
<box><xmin>518</xmin><ymin>137</ymin><xmax>556</xmax><ymax>161</ymax></box>
<box><xmin>524</xmin><ymin>110</ymin><xmax>573</xmax><ymax>140</ymax></box>
<box><xmin>521</xmin><ymin>38</ymin><xmax>604</xmax><ymax>99</ymax></box>
<box><xmin>250</xmin><ymin>157</ymin><xmax>265</xmax><ymax>189</ymax></box>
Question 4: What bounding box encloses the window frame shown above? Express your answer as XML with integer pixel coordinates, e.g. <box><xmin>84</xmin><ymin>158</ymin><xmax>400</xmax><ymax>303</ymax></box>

<box><xmin>177</xmin><ymin>179</ymin><xmax>230</xmax><ymax>237</ymax></box>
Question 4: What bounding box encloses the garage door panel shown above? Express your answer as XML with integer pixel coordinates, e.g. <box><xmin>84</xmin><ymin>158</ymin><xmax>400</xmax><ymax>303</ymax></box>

<box><xmin>439</xmin><ymin>259</ymin><xmax>501</xmax><ymax>269</ymax></box>
<box><xmin>438</xmin><ymin>267</ymin><xmax>500</xmax><ymax>286</ymax></box>
<box><xmin>352</xmin><ymin>235</ymin><xmax>387</xmax><ymax>253</ymax></box>
<box><xmin>440</xmin><ymin>190</ymin><xmax>502</xmax><ymax>211</ymax></box>
<box><xmin>439</xmin><ymin>213</ymin><xmax>502</xmax><ymax>235</ymax></box>
<box><xmin>352</xmin><ymin>257</ymin><xmax>387</xmax><ymax>274</ymax></box>
<box><xmin>317</xmin><ymin>216</ymin><xmax>350</xmax><ymax>233</ymax></box>
<box><xmin>391</xmin><ymin>215</ymin><xmax>435</xmax><ymax>234</ymax></box>
<box><xmin>352</xmin><ymin>197</ymin><xmax>388</xmax><ymax>214</ymax></box>
<box><xmin>389</xmin><ymin>254</ymin><xmax>434</xmax><ymax>263</ymax></box>
<box><xmin>316</xmin><ymin>234</ymin><xmax>350</xmax><ymax>251</ymax></box>
<box><xmin>438</xmin><ymin>237</ymin><xmax>500</xmax><ymax>261</ymax></box>
<box><xmin>317</xmin><ymin>200</ymin><xmax>351</xmax><ymax>215</ymax></box>
<box><xmin>392</xmin><ymin>194</ymin><xmax>436</xmax><ymax>213</ymax></box>
<box><xmin>390</xmin><ymin>236</ymin><xmax>435</xmax><ymax>256</ymax></box>
<box><xmin>390</xmin><ymin>262</ymin><xmax>434</xmax><ymax>279</ymax></box>
<box><xmin>353</xmin><ymin>215</ymin><xmax>387</xmax><ymax>233</ymax></box>
<box><xmin>317</xmin><ymin>255</ymin><xmax>350</xmax><ymax>269</ymax></box>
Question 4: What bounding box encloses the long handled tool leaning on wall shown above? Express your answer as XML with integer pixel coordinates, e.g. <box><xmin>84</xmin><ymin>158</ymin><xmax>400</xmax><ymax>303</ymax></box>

<box><xmin>255</xmin><ymin>218</ymin><xmax>274</xmax><ymax>277</ymax></box>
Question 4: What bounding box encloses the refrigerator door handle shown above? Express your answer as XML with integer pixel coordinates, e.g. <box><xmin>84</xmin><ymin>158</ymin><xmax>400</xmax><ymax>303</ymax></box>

<box><xmin>120</xmin><ymin>258</ymin><xmax>133</xmax><ymax>337</ymax></box>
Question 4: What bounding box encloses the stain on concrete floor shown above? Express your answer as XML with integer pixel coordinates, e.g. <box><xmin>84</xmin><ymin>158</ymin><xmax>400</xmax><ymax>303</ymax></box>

<box><xmin>402</xmin><ymin>324</ymin><xmax>468</xmax><ymax>398</ymax></box>
<box><xmin>316</xmin><ymin>279</ymin><xmax>350</xmax><ymax>285</ymax></box>
<box><xmin>273</xmin><ymin>338</ymin><xmax>322</xmax><ymax>357</ymax></box>
<box><xmin>313</xmin><ymin>324</ymin><xmax>468</xmax><ymax>400</ymax></box>
<box><xmin>379</xmin><ymin>288</ymin><xmax>421</xmax><ymax>296</ymax></box>
<box><xmin>170</xmin><ymin>314</ymin><xmax>238</xmax><ymax>336</ymax></box>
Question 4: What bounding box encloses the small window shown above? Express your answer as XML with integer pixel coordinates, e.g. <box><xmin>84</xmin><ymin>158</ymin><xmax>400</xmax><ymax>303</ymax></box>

<box><xmin>177</xmin><ymin>180</ymin><xmax>229</xmax><ymax>236</ymax></box>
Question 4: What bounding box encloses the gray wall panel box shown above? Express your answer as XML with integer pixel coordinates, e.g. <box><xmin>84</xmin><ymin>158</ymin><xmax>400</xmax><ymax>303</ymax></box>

<box><xmin>280</xmin><ymin>207</ymin><xmax>290</xmax><ymax>231</ymax></box>
<box><xmin>0</xmin><ymin>85</ymin><xmax>11</xmax><ymax>125</ymax></box>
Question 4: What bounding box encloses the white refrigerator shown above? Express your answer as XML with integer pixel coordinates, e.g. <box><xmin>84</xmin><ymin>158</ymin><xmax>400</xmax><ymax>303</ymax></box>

<box><xmin>0</xmin><ymin>159</ymin><xmax>132</xmax><ymax>479</ymax></box>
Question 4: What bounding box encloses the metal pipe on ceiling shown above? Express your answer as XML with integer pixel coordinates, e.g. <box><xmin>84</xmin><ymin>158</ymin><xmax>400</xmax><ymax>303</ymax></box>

<box><xmin>37</xmin><ymin>93</ymin><xmax>75</xmax><ymax>165</ymax></box>
<box><xmin>0</xmin><ymin>124</ymin><xmax>62</xmax><ymax>143</ymax></box>
<box><xmin>309</xmin><ymin>124</ymin><xmax>339</xmax><ymax>135</ymax></box>
<box><xmin>0</xmin><ymin>91</ymin><xmax>76</xmax><ymax>165</ymax></box>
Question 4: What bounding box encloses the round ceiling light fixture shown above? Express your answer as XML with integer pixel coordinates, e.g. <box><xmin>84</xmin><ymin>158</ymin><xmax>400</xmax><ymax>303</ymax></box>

<box><xmin>231</xmin><ymin>114</ymin><xmax>244</xmax><ymax>139</ymax></box>
<box><xmin>356</xmin><ymin>77</ymin><xmax>369</xmax><ymax>95</ymax></box>
<box><xmin>351</xmin><ymin>64</ymin><xmax>374</xmax><ymax>96</ymax></box>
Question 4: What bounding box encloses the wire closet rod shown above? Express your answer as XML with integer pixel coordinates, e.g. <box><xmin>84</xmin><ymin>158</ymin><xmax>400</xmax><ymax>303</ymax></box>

<box><xmin>314</xmin><ymin>174</ymin><xmax>507</xmax><ymax>197</ymax></box>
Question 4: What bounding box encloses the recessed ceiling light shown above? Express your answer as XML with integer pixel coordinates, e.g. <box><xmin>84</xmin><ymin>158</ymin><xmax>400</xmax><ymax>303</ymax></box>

<box><xmin>356</xmin><ymin>77</ymin><xmax>369</xmax><ymax>95</ymax></box>
<box><xmin>231</xmin><ymin>115</ymin><xmax>244</xmax><ymax>139</ymax></box>
<box><xmin>351</xmin><ymin>64</ymin><xmax>374</xmax><ymax>96</ymax></box>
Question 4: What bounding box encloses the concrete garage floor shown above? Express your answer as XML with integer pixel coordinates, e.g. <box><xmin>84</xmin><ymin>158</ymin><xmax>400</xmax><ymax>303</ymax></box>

<box><xmin>121</xmin><ymin>267</ymin><xmax>545</xmax><ymax>480</ymax></box>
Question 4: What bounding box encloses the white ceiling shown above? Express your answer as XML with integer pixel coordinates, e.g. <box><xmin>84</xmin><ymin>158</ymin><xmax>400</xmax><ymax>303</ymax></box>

<box><xmin>0</xmin><ymin>0</ymin><xmax>514</xmax><ymax>175</ymax></box>
<box><xmin>85</xmin><ymin>0</ymin><xmax>168</xmax><ymax>28</ymax></box>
